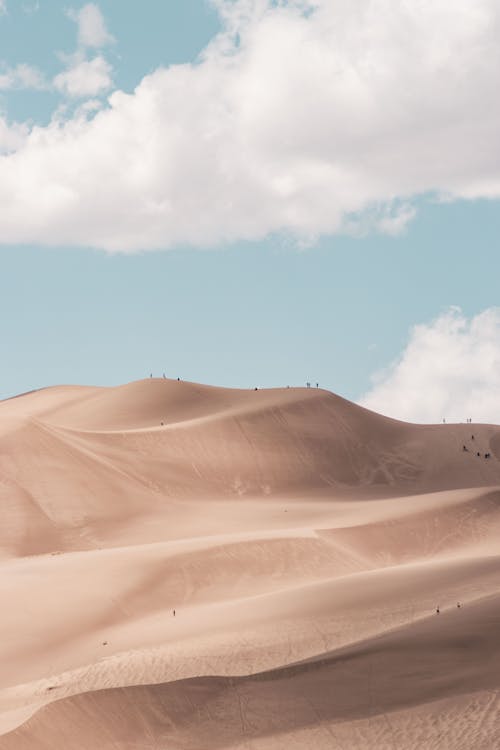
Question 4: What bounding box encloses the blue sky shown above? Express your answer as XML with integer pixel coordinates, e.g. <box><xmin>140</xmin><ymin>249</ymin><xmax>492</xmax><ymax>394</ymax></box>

<box><xmin>1</xmin><ymin>1</ymin><xmax>500</xmax><ymax>422</ymax></box>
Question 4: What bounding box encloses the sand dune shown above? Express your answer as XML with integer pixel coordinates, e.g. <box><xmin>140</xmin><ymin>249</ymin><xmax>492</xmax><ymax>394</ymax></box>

<box><xmin>1</xmin><ymin>378</ymin><xmax>500</xmax><ymax>748</ymax></box>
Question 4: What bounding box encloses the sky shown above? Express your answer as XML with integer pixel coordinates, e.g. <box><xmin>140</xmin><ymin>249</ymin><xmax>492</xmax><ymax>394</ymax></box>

<box><xmin>1</xmin><ymin>0</ymin><xmax>500</xmax><ymax>423</ymax></box>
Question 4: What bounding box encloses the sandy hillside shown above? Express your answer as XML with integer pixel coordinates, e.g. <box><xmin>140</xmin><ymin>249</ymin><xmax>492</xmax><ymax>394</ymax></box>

<box><xmin>1</xmin><ymin>378</ymin><xmax>500</xmax><ymax>749</ymax></box>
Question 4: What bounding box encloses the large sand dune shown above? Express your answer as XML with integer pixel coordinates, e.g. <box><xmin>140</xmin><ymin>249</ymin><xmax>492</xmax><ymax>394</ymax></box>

<box><xmin>1</xmin><ymin>378</ymin><xmax>500</xmax><ymax>748</ymax></box>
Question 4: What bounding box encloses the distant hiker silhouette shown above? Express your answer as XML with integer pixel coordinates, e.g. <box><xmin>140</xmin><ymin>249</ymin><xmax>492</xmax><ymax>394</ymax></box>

<box><xmin>436</xmin><ymin>607</ymin><xmax>440</xmax><ymax>614</ymax></box>
<box><xmin>472</xmin><ymin>435</ymin><xmax>475</xmax><ymax>440</ymax></box>
<box><xmin>477</xmin><ymin>452</ymin><xmax>481</xmax><ymax>457</ymax></box>
<box><xmin>457</xmin><ymin>602</ymin><xmax>461</xmax><ymax>608</ymax></box>
<box><xmin>462</xmin><ymin>445</ymin><xmax>468</xmax><ymax>452</ymax></box>
<box><xmin>173</xmin><ymin>609</ymin><xmax>176</xmax><ymax>617</ymax></box>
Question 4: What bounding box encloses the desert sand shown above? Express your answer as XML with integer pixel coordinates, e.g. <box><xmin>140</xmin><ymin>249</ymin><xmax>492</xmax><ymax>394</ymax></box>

<box><xmin>1</xmin><ymin>378</ymin><xmax>500</xmax><ymax>748</ymax></box>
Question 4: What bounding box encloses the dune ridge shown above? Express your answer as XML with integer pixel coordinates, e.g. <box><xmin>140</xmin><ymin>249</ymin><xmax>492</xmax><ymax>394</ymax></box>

<box><xmin>1</xmin><ymin>378</ymin><xmax>500</xmax><ymax>748</ymax></box>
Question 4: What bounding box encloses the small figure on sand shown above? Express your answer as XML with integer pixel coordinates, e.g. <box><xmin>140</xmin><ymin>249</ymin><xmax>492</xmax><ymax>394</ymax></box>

<box><xmin>477</xmin><ymin>452</ymin><xmax>481</xmax><ymax>457</ymax></box>
<box><xmin>462</xmin><ymin>445</ymin><xmax>468</xmax><ymax>452</ymax></box>
<box><xmin>173</xmin><ymin>609</ymin><xmax>176</xmax><ymax>617</ymax></box>
<box><xmin>457</xmin><ymin>602</ymin><xmax>461</xmax><ymax>608</ymax></box>
<box><xmin>472</xmin><ymin>434</ymin><xmax>475</xmax><ymax>440</ymax></box>
<box><xmin>436</xmin><ymin>606</ymin><xmax>440</xmax><ymax>614</ymax></box>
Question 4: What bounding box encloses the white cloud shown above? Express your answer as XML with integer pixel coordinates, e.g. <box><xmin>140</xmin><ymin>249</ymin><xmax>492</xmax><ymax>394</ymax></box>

<box><xmin>70</xmin><ymin>3</ymin><xmax>114</xmax><ymax>49</ymax></box>
<box><xmin>53</xmin><ymin>55</ymin><xmax>112</xmax><ymax>97</ymax></box>
<box><xmin>376</xmin><ymin>204</ymin><xmax>418</xmax><ymax>237</ymax></box>
<box><xmin>0</xmin><ymin>63</ymin><xmax>46</xmax><ymax>90</ymax></box>
<box><xmin>0</xmin><ymin>0</ymin><xmax>500</xmax><ymax>250</ymax></box>
<box><xmin>54</xmin><ymin>4</ymin><xmax>114</xmax><ymax>99</ymax></box>
<box><xmin>360</xmin><ymin>308</ymin><xmax>500</xmax><ymax>425</ymax></box>
<box><xmin>0</xmin><ymin>117</ymin><xmax>28</xmax><ymax>153</ymax></box>
<box><xmin>0</xmin><ymin>1</ymin><xmax>6</xmax><ymax>15</ymax></box>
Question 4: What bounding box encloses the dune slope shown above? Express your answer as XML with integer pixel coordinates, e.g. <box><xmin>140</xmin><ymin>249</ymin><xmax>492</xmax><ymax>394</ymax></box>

<box><xmin>1</xmin><ymin>378</ymin><xmax>500</xmax><ymax>748</ymax></box>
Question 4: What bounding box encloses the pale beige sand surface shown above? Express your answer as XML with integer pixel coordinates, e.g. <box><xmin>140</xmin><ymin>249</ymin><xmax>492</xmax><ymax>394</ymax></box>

<box><xmin>1</xmin><ymin>378</ymin><xmax>500</xmax><ymax>748</ymax></box>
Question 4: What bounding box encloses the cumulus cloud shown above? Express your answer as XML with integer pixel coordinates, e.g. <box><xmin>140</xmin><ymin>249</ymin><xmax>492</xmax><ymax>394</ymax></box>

<box><xmin>0</xmin><ymin>63</ymin><xmax>46</xmax><ymax>90</ymax></box>
<box><xmin>1</xmin><ymin>0</ymin><xmax>500</xmax><ymax>250</ymax></box>
<box><xmin>53</xmin><ymin>55</ymin><xmax>112</xmax><ymax>97</ymax></box>
<box><xmin>54</xmin><ymin>4</ymin><xmax>114</xmax><ymax>98</ymax></box>
<box><xmin>360</xmin><ymin>308</ymin><xmax>500</xmax><ymax>425</ymax></box>
<box><xmin>69</xmin><ymin>2</ymin><xmax>114</xmax><ymax>48</ymax></box>
<box><xmin>0</xmin><ymin>117</ymin><xmax>28</xmax><ymax>153</ymax></box>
